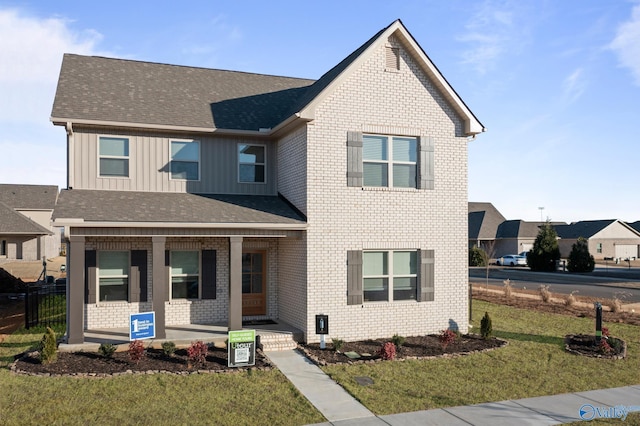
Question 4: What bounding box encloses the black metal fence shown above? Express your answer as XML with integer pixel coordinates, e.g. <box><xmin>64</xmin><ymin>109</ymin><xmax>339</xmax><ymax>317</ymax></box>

<box><xmin>25</xmin><ymin>283</ymin><xmax>66</xmax><ymax>329</ymax></box>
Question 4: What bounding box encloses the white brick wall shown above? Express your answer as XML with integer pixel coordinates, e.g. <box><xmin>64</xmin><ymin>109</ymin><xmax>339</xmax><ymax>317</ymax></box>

<box><xmin>84</xmin><ymin>237</ymin><xmax>282</xmax><ymax>329</ymax></box>
<box><xmin>298</xmin><ymin>36</ymin><xmax>469</xmax><ymax>342</ymax></box>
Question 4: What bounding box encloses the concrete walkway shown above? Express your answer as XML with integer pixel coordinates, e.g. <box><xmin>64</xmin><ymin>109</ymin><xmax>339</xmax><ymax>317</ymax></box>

<box><xmin>266</xmin><ymin>349</ymin><xmax>640</xmax><ymax>425</ymax></box>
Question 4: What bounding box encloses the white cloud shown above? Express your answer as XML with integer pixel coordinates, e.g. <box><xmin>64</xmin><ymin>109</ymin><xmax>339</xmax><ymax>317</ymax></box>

<box><xmin>562</xmin><ymin>68</ymin><xmax>586</xmax><ymax>105</ymax></box>
<box><xmin>609</xmin><ymin>3</ymin><xmax>640</xmax><ymax>86</ymax></box>
<box><xmin>456</xmin><ymin>1</ymin><xmax>530</xmax><ymax>74</ymax></box>
<box><xmin>0</xmin><ymin>8</ymin><xmax>104</xmax><ymax>187</ymax></box>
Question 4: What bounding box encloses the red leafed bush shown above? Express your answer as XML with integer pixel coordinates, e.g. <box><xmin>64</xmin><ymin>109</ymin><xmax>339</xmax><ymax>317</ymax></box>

<box><xmin>602</xmin><ymin>327</ymin><xmax>610</xmax><ymax>337</ymax></box>
<box><xmin>379</xmin><ymin>341</ymin><xmax>396</xmax><ymax>360</ymax></box>
<box><xmin>128</xmin><ymin>340</ymin><xmax>145</xmax><ymax>364</ymax></box>
<box><xmin>598</xmin><ymin>339</ymin><xmax>612</xmax><ymax>354</ymax></box>
<box><xmin>439</xmin><ymin>329</ymin><xmax>457</xmax><ymax>350</ymax></box>
<box><xmin>187</xmin><ymin>341</ymin><xmax>209</xmax><ymax>368</ymax></box>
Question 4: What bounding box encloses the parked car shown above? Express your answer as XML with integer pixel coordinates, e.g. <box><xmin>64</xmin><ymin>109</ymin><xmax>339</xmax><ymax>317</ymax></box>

<box><xmin>496</xmin><ymin>254</ymin><xmax>527</xmax><ymax>267</ymax></box>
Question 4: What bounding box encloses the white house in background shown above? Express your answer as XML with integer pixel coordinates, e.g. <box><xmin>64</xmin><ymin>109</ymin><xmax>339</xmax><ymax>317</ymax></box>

<box><xmin>51</xmin><ymin>20</ymin><xmax>484</xmax><ymax>345</ymax></box>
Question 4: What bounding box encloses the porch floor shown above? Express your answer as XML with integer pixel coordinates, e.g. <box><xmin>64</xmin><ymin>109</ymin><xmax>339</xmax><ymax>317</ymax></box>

<box><xmin>59</xmin><ymin>320</ymin><xmax>303</xmax><ymax>352</ymax></box>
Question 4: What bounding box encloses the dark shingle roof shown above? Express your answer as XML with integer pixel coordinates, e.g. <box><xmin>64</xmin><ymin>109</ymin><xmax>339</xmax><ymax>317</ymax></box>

<box><xmin>53</xmin><ymin>190</ymin><xmax>306</xmax><ymax>225</ymax></box>
<box><xmin>554</xmin><ymin>220</ymin><xmax>617</xmax><ymax>239</ymax></box>
<box><xmin>468</xmin><ymin>202</ymin><xmax>506</xmax><ymax>240</ymax></box>
<box><xmin>0</xmin><ymin>184</ymin><xmax>58</xmax><ymax>210</ymax></box>
<box><xmin>52</xmin><ymin>54</ymin><xmax>315</xmax><ymax>131</ymax></box>
<box><xmin>0</xmin><ymin>202</ymin><xmax>52</xmax><ymax>235</ymax></box>
<box><xmin>629</xmin><ymin>221</ymin><xmax>640</xmax><ymax>233</ymax></box>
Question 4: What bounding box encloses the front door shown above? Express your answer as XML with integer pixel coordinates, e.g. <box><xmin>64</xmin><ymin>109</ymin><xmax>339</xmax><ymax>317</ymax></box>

<box><xmin>242</xmin><ymin>251</ymin><xmax>266</xmax><ymax>316</ymax></box>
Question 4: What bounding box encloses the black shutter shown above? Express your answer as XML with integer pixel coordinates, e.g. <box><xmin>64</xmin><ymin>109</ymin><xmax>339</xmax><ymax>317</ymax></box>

<box><xmin>85</xmin><ymin>250</ymin><xmax>97</xmax><ymax>304</ymax></box>
<box><xmin>347</xmin><ymin>131</ymin><xmax>363</xmax><ymax>187</ymax></box>
<box><xmin>201</xmin><ymin>250</ymin><xmax>217</xmax><ymax>299</ymax></box>
<box><xmin>131</xmin><ymin>250</ymin><xmax>147</xmax><ymax>302</ymax></box>
<box><xmin>347</xmin><ymin>250</ymin><xmax>363</xmax><ymax>305</ymax></box>
<box><xmin>418</xmin><ymin>249</ymin><xmax>434</xmax><ymax>302</ymax></box>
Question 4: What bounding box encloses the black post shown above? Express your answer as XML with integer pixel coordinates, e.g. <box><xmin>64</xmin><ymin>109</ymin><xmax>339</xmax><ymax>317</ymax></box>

<box><xmin>595</xmin><ymin>302</ymin><xmax>602</xmax><ymax>343</ymax></box>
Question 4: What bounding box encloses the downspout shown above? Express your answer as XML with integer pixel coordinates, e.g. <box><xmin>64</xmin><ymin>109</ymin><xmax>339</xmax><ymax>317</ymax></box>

<box><xmin>65</xmin><ymin>122</ymin><xmax>74</xmax><ymax>189</ymax></box>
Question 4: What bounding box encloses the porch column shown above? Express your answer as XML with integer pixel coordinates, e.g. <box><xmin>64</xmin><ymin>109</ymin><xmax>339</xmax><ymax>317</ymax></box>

<box><xmin>67</xmin><ymin>236</ymin><xmax>85</xmax><ymax>344</ymax></box>
<box><xmin>229</xmin><ymin>236</ymin><xmax>243</xmax><ymax>331</ymax></box>
<box><xmin>152</xmin><ymin>236</ymin><xmax>167</xmax><ymax>339</ymax></box>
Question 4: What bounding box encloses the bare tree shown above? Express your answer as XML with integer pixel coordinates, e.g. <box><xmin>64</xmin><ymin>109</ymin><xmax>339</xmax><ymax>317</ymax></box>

<box><xmin>480</xmin><ymin>240</ymin><xmax>496</xmax><ymax>289</ymax></box>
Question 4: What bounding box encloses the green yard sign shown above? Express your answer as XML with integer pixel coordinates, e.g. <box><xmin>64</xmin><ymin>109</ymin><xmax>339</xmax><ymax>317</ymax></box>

<box><xmin>228</xmin><ymin>329</ymin><xmax>256</xmax><ymax>367</ymax></box>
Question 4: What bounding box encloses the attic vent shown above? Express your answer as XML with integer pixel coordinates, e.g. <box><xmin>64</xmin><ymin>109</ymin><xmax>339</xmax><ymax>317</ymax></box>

<box><xmin>386</xmin><ymin>46</ymin><xmax>400</xmax><ymax>71</ymax></box>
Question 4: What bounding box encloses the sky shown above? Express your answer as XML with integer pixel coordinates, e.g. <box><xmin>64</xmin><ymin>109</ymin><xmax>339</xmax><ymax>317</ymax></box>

<box><xmin>0</xmin><ymin>0</ymin><xmax>639</xmax><ymax>224</ymax></box>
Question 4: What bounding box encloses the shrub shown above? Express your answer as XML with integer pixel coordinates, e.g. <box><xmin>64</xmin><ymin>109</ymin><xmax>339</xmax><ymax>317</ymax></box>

<box><xmin>527</xmin><ymin>222</ymin><xmax>561</xmax><ymax>272</ymax></box>
<box><xmin>391</xmin><ymin>334</ymin><xmax>405</xmax><ymax>351</ymax></box>
<box><xmin>503</xmin><ymin>279</ymin><xmax>513</xmax><ymax>299</ymax></box>
<box><xmin>480</xmin><ymin>311</ymin><xmax>493</xmax><ymax>339</ymax></box>
<box><xmin>379</xmin><ymin>341</ymin><xmax>396</xmax><ymax>360</ymax></box>
<box><xmin>439</xmin><ymin>329</ymin><xmax>457</xmax><ymax>350</ymax></box>
<box><xmin>598</xmin><ymin>339</ymin><xmax>612</xmax><ymax>354</ymax></box>
<box><xmin>601</xmin><ymin>326</ymin><xmax>610</xmax><ymax>338</ymax></box>
<box><xmin>567</xmin><ymin>237</ymin><xmax>595</xmax><ymax>272</ymax></box>
<box><xmin>539</xmin><ymin>285</ymin><xmax>551</xmax><ymax>303</ymax></box>
<box><xmin>611</xmin><ymin>291</ymin><xmax>630</xmax><ymax>313</ymax></box>
<box><xmin>564</xmin><ymin>291</ymin><xmax>578</xmax><ymax>306</ymax></box>
<box><xmin>128</xmin><ymin>340</ymin><xmax>145</xmax><ymax>364</ymax></box>
<box><xmin>98</xmin><ymin>343</ymin><xmax>117</xmax><ymax>358</ymax></box>
<box><xmin>331</xmin><ymin>338</ymin><xmax>344</xmax><ymax>352</ymax></box>
<box><xmin>161</xmin><ymin>341</ymin><xmax>176</xmax><ymax>357</ymax></box>
<box><xmin>39</xmin><ymin>327</ymin><xmax>58</xmax><ymax>364</ymax></box>
<box><xmin>187</xmin><ymin>341</ymin><xmax>208</xmax><ymax>368</ymax></box>
<box><xmin>469</xmin><ymin>246</ymin><xmax>486</xmax><ymax>267</ymax></box>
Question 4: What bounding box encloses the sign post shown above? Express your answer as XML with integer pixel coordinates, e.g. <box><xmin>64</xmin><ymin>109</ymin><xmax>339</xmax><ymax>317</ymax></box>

<box><xmin>315</xmin><ymin>314</ymin><xmax>329</xmax><ymax>349</ymax></box>
<box><xmin>129</xmin><ymin>312</ymin><xmax>155</xmax><ymax>341</ymax></box>
<box><xmin>228</xmin><ymin>329</ymin><xmax>256</xmax><ymax>368</ymax></box>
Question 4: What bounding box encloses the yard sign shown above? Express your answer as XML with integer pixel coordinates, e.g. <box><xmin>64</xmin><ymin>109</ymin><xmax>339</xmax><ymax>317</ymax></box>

<box><xmin>129</xmin><ymin>311</ymin><xmax>155</xmax><ymax>341</ymax></box>
<box><xmin>228</xmin><ymin>329</ymin><xmax>256</xmax><ymax>367</ymax></box>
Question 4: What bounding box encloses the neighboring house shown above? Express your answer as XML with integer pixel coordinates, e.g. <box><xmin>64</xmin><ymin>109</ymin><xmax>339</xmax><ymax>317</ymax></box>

<box><xmin>555</xmin><ymin>220</ymin><xmax>640</xmax><ymax>260</ymax></box>
<box><xmin>495</xmin><ymin>220</ymin><xmax>547</xmax><ymax>257</ymax></box>
<box><xmin>0</xmin><ymin>184</ymin><xmax>60</xmax><ymax>261</ymax></box>
<box><xmin>51</xmin><ymin>20</ymin><xmax>484</xmax><ymax>345</ymax></box>
<box><xmin>468</xmin><ymin>202</ymin><xmax>505</xmax><ymax>252</ymax></box>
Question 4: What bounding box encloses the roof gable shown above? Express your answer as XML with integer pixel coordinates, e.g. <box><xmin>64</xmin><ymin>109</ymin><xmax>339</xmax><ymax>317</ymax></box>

<box><xmin>0</xmin><ymin>202</ymin><xmax>52</xmax><ymax>235</ymax></box>
<box><xmin>468</xmin><ymin>202</ymin><xmax>506</xmax><ymax>239</ymax></box>
<box><xmin>297</xmin><ymin>20</ymin><xmax>484</xmax><ymax>136</ymax></box>
<box><xmin>554</xmin><ymin>220</ymin><xmax>640</xmax><ymax>239</ymax></box>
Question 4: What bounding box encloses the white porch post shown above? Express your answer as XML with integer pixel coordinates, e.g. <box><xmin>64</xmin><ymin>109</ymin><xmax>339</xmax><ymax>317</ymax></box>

<box><xmin>152</xmin><ymin>236</ymin><xmax>167</xmax><ymax>339</ymax></box>
<box><xmin>229</xmin><ymin>236</ymin><xmax>243</xmax><ymax>331</ymax></box>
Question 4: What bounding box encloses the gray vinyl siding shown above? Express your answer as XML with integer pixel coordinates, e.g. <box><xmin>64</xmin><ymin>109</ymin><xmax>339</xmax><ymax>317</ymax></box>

<box><xmin>70</xmin><ymin>127</ymin><xmax>276</xmax><ymax>195</ymax></box>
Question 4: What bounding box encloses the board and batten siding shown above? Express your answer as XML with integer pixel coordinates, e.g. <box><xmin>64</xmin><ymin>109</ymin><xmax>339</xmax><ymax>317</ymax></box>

<box><xmin>70</xmin><ymin>128</ymin><xmax>276</xmax><ymax>195</ymax></box>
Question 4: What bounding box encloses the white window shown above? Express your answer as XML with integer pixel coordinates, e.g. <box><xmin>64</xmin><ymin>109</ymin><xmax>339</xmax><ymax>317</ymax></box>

<box><xmin>170</xmin><ymin>140</ymin><xmax>200</xmax><ymax>180</ymax></box>
<box><xmin>171</xmin><ymin>251</ymin><xmax>200</xmax><ymax>299</ymax></box>
<box><xmin>98</xmin><ymin>251</ymin><xmax>129</xmax><ymax>302</ymax></box>
<box><xmin>363</xmin><ymin>250</ymin><xmax>417</xmax><ymax>302</ymax></box>
<box><xmin>99</xmin><ymin>137</ymin><xmax>129</xmax><ymax>177</ymax></box>
<box><xmin>238</xmin><ymin>144</ymin><xmax>266</xmax><ymax>183</ymax></box>
<box><xmin>363</xmin><ymin>135</ymin><xmax>417</xmax><ymax>188</ymax></box>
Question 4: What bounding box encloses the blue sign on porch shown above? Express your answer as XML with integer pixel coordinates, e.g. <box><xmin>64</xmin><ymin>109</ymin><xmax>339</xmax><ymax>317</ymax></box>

<box><xmin>129</xmin><ymin>312</ymin><xmax>155</xmax><ymax>341</ymax></box>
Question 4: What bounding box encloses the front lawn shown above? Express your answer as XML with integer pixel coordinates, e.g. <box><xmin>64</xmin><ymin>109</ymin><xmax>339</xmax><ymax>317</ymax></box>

<box><xmin>321</xmin><ymin>299</ymin><xmax>640</xmax><ymax>415</ymax></box>
<box><xmin>0</xmin><ymin>325</ymin><xmax>324</xmax><ymax>425</ymax></box>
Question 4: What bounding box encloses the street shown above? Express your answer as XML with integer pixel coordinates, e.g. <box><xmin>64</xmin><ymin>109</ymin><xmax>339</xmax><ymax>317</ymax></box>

<box><xmin>470</xmin><ymin>266</ymin><xmax>640</xmax><ymax>303</ymax></box>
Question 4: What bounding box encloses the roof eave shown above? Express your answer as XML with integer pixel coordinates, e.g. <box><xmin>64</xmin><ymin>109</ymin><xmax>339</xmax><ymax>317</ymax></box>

<box><xmin>52</xmin><ymin>218</ymin><xmax>307</xmax><ymax>231</ymax></box>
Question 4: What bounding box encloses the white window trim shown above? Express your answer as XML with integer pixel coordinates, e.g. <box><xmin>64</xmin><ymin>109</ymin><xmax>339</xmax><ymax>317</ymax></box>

<box><xmin>97</xmin><ymin>250</ymin><xmax>130</xmax><ymax>303</ymax></box>
<box><xmin>170</xmin><ymin>250</ymin><xmax>201</xmax><ymax>300</ymax></box>
<box><xmin>169</xmin><ymin>139</ymin><xmax>201</xmax><ymax>181</ymax></box>
<box><xmin>237</xmin><ymin>143</ymin><xmax>267</xmax><ymax>184</ymax></box>
<box><xmin>363</xmin><ymin>134</ymin><xmax>417</xmax><ymax>188</ymax></box>
<box><xmin>98</xmin><ymin>135</ymin><xmax>130</xmax><ymax>179</ymax></box>
<box><xmin>363</xmin><ymin>249</ymin><xmax>417</xmax><ymax>303</ymax></box>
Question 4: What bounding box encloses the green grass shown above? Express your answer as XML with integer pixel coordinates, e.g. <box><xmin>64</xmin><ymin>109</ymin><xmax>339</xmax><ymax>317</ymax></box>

<box><xmin>0</xmin><ymin>325</ymin><xmax>324</xmax><ymax>425</ymax></box>
<box><xmin>321</xmin><ymin>300</ymin><xmax>640</xmax><ymax>415</ymax></box>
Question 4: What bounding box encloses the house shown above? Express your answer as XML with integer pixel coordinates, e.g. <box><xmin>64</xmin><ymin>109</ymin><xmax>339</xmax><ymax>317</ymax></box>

<box><xmin>51</xmin><ymin>20</ymin><xmax>484</xmax><ymax>345</ymax></box>
<box><xmin>0</xmin><ymin>184</ymin><xmax>60</xmax><ymax>261</ymax></box>
<box><xmin>555</xmin><ymin>220</ymin><xmax>640</xmax><ymax>260</ymax></box>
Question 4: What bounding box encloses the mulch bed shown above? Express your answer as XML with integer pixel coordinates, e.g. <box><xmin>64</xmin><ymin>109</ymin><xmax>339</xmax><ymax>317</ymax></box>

<box><xmin>12</xmin><ymin>346</ymin><xmax>273</xmax><ymax>377</ymax></box>
<box><xmin>299</xmin><ymin>334</ymin><xmax>507</xmax><ymax>366</ymax></box>
<box><xmin>565</xmin><ymin>334</ymin><xmax>627</xmax><ymax>359</ymax></box>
